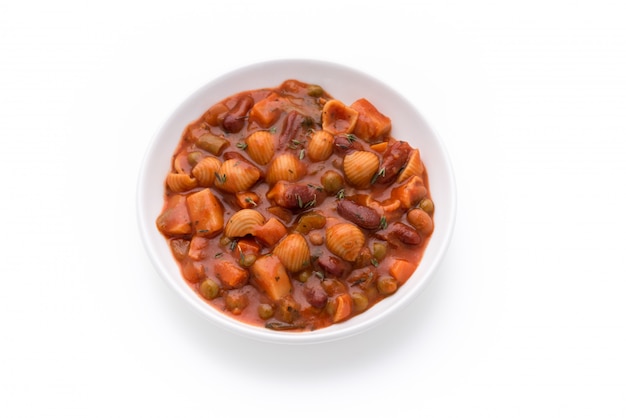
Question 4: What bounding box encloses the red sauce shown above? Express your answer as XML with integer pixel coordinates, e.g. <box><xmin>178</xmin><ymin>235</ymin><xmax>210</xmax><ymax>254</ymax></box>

<box><xmin>156</xmin><ymin>79</ymin><xmax>434</xmax><ymax>331</ymax></box>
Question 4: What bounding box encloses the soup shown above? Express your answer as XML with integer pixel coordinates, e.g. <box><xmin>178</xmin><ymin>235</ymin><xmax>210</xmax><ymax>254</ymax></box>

<box><xmin>156</xmin><ymin>80</ymin><xmax>434</xmax><ymax>331</ymax></box>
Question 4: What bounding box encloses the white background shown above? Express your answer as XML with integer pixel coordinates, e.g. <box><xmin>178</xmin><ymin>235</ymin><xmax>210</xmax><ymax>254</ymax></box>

<box><xmin>1</xmin><ymin>0</ymin><xmax>625</xmax><ymax>416</ymax></box>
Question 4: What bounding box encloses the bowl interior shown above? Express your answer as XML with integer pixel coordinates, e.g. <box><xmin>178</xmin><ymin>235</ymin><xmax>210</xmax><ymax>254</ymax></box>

<box><xmin>137</xmin><ymin>59</ymin><xmax>456</xmax><ymax>344</ymax></box>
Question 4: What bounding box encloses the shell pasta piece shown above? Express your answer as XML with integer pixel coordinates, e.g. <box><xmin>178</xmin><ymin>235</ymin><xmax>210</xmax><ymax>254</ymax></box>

<box><xmin>213</xmin><ymin>158</ymin><xmax>261</xmax><ymax>193</ymax></box>
<box><xmin>343</xmin><ymin>151</ymin><xmax>380</xmax><ymax>189</ymax></box>
<box><xmin>245</xmin><ymin>130</ymin><xmax>275</xmax><ymax>165</ymax></box>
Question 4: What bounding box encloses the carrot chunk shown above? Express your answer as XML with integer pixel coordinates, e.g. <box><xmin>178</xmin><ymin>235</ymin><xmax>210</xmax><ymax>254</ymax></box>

<box><xmin>389</xmin><ymin>259</ymin><xmax>416</xmax><ymax>284</ymax></box>
<box><xmin>248</xmin><ymin>93</ymin><xmax>283</xmax><ymax>128</ymax></box>
<box><xmin>253</xmin><ymin>217</ymin><xmax>288</xmax><ymax>247</ymax></box>
<box><xmin>351</xmin><ymin>98</ymin><xmax>391</xmax><ymax>141</ymax></box>
<box><xmin>333</xmin><ymin>293</ymin><xmax>353</xmax><ymax>323</ymax></box>
<box><xmin>214</xmin><ymin>260</ymin><xmax>249</xmax><ymax>289</ymax></box>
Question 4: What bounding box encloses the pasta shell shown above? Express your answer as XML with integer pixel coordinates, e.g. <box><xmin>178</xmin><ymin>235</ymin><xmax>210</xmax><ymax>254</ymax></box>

<box><xmin>273</xmin><ymin>233</ymin><xmax>311</xmax><ymax>272</ymax></box>
<box><xmin>343</xmin><ymin>151</ymin><xmax>380</xmax><ymax>189</ymax></box>
<box><xmin>213</xmin><ymin>158</ymin><xmax>261</xmax><ymax>193</ymax></box>
<box><xmin>166</xmin><ymin>172</ymin><xmax>197</xmax><ymax>192</ymax></box>
<box><xmin>265</xmin><ymin>153</ymin><xmax>306</xmax><ymax>185</ymax></box>
<box><xmin>322</xmin><ymin>99</ymin><xmax>359</xmax><ymax>134</ymax></box>
<box><xmin>245</xmin><ymin>130</ymin><xmax>275</xmax><ymax>165</ymax></box>
<box><xmin>224</xmin><ymin>209</ymin><xmax>265</xmax><ymax>238</ymax></box>
<box><xmin>307</xmin><ymin>130</ymin><xmax>334</xmax><ymax>162</ymax></box>
<box><xmin>191</xmin><ymin>156</ymin><xmax>221</xmax><ymax>187</ymax></box>
<box><xmin>396</xmin><ymin>149</ymin><xmax>424</xmax><ymax>183</ymax></box>
<box><xmin>325</xmin><ymin>223</ymin><xmax>365</xmax><ymax>262</ymax></box>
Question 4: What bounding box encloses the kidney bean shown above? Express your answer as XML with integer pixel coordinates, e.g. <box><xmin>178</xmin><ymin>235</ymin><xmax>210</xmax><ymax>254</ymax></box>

<box><xmin>304</xmin><ymin>284</ymin><xmax>328</xmax><ymax>309</ymax></box>
<box><xmin>268</xmin><ymin>182</ymin><xmax>320</xmax><ymax>210</ymax></box>
<box><xmin>376</xmin><ymin>141</ymin><xmax>411</xmax><ymax>184</ymax></box>
<box><xmin>336</xmin><ymin>199</ymin><xmax>381</xmax><ymax>230</ymax></box>
<box><xmin>333</xmin><ymin>134</ymin><xmax>363</xmax><ymax>155</ymax></box>
<box><xmin>222</xmin><ymin>95</ymin><xmax>254</xmax><ymax>133</ymax></box>
<box><xmin>389</xmin><ymin>222</ymin><xmax>421</xmax><ymax>245</ymax></box>
<box><xmin>316</xmin><ymin>254</ymin><xmax>349</xmax><ymax>278</ymax></box>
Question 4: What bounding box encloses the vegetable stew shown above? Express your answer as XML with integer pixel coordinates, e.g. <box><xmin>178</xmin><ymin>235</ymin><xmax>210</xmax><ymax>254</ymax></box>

<box><xmin>156</xmin><ymin>80</ymin><xmax>434</xmax><ymax>331</ymax></box>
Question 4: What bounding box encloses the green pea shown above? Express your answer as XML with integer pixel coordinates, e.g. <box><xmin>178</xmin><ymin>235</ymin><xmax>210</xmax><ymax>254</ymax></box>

<box><xmin>372</xmin><ymin>242</ymin><xmax>387</xmax><ymax>262</ymax></box>
<box><xmin>199</xmin><ymin>278</ymin><xmax>220</xmax><ymax>300</ymax></box>
<box><xmin>239</xmin><ymin>253</ymin><xmax>257</xmax><ymax>267</ymax></box>
<box><xmin>258</xmin><ymin>303</ymin><xmax>274</xmax><ymax>320</ymax></box>
<box><xmin>419</xmin><ymin>198</ymin><xmax>434</xmax><ymax>215</ymax></box>
<box><xmin>307</xmin><ymin>84</ymin><xmax>324</xmax><ymax>97</ymax></box>
<box><xmin>321</xmin><ymin>170</ymin><xmax>344</xmax><ymax>194</ymax></box>
<box><xmin>377</xmin><ymin>276</ymin><xmax>398</xmax><ymax>296</ymax></box>
<box><xmin>351</xmin><ymin>292</ymin><xmax>369</xmax><ymax>313</ymax></box>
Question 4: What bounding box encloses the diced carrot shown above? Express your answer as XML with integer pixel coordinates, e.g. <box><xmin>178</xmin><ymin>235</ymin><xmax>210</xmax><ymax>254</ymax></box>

<box><xmin>390</xmin><ymin>176</ymin><xmax>427</xmax><ymax>209</ymax></box>
<box><xmin>235</xmin><ymin>191</ymin><xmax>260</xmax><ymax>209</ymax></box>
<box><xmin>250</xmin><ymin>255</ymin><xmax>291</xmax><ymax>301</ymax></box>
<box><xmin>214</xmin><ymin>260</ymin><xmax>249</xmax><ymax>289</ymax></box>
<box><xmin>186</xmin><ymin>188</ymin><xmax>224</xmax><ymax>237</ymax></box>
<box><xmin>253</xmin><ymin>217</ymin><xmax>288</xmax><ymax>247</ymax></box>
<box><xmin>389</xmin><ymin>259</ymin><xmax>416</xmax><ymax>284</ymax></box>
<box><xmin>333</xmin><ymin>293</ymin><xmax>353</xmax><ymax>323</ymax></box>
<box><xmin>369</xmin><ymin>141</ymin><xmax>388</xmax><ymax>153</ymax></box>
<box><xmin>248</xmin><ymin>93</ymin><xmax>283</xmax><ymax>128</ymax></box>
<box><xmin>351</xmin><ymin>98</ymin><xmax>391</xmax><ymax>141</ymax></box>
<box><xmin>156</xmin><ymin>194</ymin><xmax>192</xmax><ymax>236</ymax></box>
<box><xmin>233</xmin><ymin>238</ymin><xmax>261</xmax><ymax>259</ymax></box>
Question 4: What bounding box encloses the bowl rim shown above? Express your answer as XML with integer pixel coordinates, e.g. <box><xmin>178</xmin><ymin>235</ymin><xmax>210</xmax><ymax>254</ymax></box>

<box><xmin>137</xmin><ymin>58</ymin><xmax>457</xmax><ymax>345</ymax></box>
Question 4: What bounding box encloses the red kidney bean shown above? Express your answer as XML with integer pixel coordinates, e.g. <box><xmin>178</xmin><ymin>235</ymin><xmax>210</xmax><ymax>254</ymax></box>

<box><xmin>376</xmin><ymin>141</ymin><xmax>411</xmax><ymax>184</ymax></box>
<box><xmin>304</xmin><ymin>284</ymin><xmax>328</xmax><ymax>309</ymax></box>
<box><xmin>316</xmin><ymin>254</ymin><xmax>349</xmax><ymax>278</ymax></box>
<box><xmin>222</xmin><ymin>95</ymin><xmax>254</xmax><ymax>133</ymax></box>
<box><xmin>333</xmin><ymin>134</ymin><xmax>363</xmax><ymax>155</ymax></box>
<box><xmin>336</xmin><ymin>199</ymin><xmax>381</xmax><ymax>230</ymax></box>
<box><xmin>389</xmin><ymin>222</ymin><xmax>421</xmax><ymax>245</ymax></box>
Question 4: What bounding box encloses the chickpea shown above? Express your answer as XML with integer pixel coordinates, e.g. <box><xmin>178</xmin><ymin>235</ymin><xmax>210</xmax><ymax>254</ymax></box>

<box><xmin>309</xmin><ymin>231</ymin><xmax>324</xmax><ymax>246</ymax></box>
<box><xmin>407</xmin><ymin>208</ymin><xmax>434</xmax><ymax>236</ymax></box>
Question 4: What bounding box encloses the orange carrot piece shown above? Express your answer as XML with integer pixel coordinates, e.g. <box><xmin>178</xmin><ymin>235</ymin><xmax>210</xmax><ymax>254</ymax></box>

<box><xmin>253</xmin><ymin>217</ymin><xmax>288</xmax><ymax>247</ymax></box>
<box><xmin>369</xmin><ymin>141</ymin><xmax>388</xmax><ymax>153</ymax></box>
<box><xmin>389</xmin><ymin>259</ymin><xmax>416</xmax><ymax>284</ymax></box>
<box><xmin>250</xmin><ymin>255</ymin><xmax>291</xmax><ymax>301</ymax></box>
<box><xmin>390</xmin><ymin>176</ymin><xmax>427</xmax><ymax>209</ymax></box>
<box><xmin>351</xmin><ymin>98</ymin><xmax>391</xmax><ymax>141</ymax></box>
<box><xmin>248</xmin><ymin>93</ymin><xmax>283</xmax><ymax>128</ymax></box>
<box><xmin>333</xmin><ymin>293</ymin><xmax>353</xmax><ymax>323</ymax></box>
<box><xmin>214</xmin><ymin>260</ymin><xmax>249</xmax><ymax>289</ymax></box>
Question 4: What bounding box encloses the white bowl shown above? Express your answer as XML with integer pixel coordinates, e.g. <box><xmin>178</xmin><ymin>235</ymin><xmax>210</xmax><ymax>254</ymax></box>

<box><xmin>137</xmin><ymin>59</ymin><xmax>456</xmax><ymax>344</ymax></box>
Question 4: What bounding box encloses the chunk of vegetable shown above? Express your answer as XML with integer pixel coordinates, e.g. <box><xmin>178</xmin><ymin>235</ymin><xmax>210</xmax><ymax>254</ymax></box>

<box><xmin>156</xmin><ymin>194</ymin><xmax>191</xmax><ymax>236</ymax></box>
<box><xmin>332</xmin><ymin>293</ymin><xmax>352</xmax><ymax>323</ymax></box>
<box><xmin>351</xmin><ymin>98</ymin><xmax>392</xmax><ymax>141</ymax></box>
<box><xmin>250</xmin><ymin>255</ymin><xmax>292</xmax><ymax>301</ymax></box>
<box><xmin>389</xmin><ymin>259</ymin><xmax>416</xmax><ymax>284</ymax></box>
<box><xmin>186</xmin><ymin>188</ymin><xmax>224</xmax><ymax>237</ymax></box>
<box><xmin>253</xmin><ymin>217</ymin><xmax>288</xmax><ymax>247</ymax></box>
<box><xmin>214</xmin><ymin>260</ymin><xmax>249</xmax><ymax>289</ymax></box>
